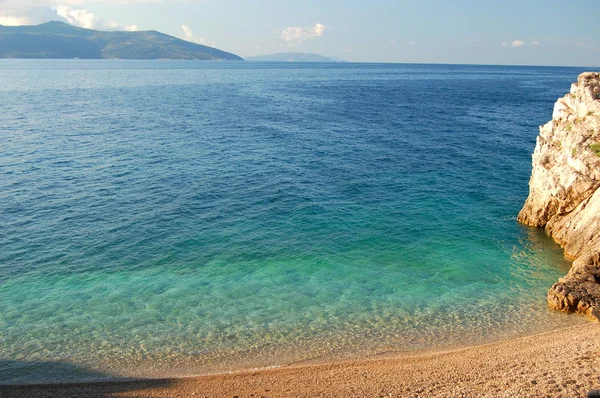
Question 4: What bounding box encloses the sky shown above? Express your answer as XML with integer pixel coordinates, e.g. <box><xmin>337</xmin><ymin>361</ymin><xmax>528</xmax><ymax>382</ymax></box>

<box><xmin>0</xmin><ymin>0</ymin><xmax>598</xmax><ymax>66</ymax></box>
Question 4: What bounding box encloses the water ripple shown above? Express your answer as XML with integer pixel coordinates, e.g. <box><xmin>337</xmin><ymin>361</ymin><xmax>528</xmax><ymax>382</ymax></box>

<box><xmin>0</xmin><ymin>61</ymin><xmax>590</xmax><ymax>383</ymax></box>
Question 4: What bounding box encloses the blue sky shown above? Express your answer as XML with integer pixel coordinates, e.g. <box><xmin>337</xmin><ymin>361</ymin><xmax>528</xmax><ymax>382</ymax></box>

<box><xmin>1</xmin><ymin>0</ymin><xmax>598</xmax><ymax>66</ymax></box>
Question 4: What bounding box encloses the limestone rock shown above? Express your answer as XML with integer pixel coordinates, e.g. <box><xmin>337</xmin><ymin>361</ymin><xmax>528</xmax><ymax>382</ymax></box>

<box><xmin>518</xmin><ymin>72</ymin><xmax>600</xmax><ymax>321</ymax></box>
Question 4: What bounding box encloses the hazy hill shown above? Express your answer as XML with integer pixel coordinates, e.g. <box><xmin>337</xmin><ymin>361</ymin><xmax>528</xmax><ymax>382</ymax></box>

<box><xmin>0</xmin><ymin>21</ymin><xmax>242</xmax><ymax>60</ymax></box>
<box><xmin>244</xmin><ymin>52</ymin><xmax>345</xmax><ymax>62</ymax></box>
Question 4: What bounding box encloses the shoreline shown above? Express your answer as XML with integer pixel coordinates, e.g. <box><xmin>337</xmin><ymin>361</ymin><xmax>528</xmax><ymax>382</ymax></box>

<box><xmin>3</xmin><ymin>323</ymin><xmax>599</xmax><ymax>397</ymax></box>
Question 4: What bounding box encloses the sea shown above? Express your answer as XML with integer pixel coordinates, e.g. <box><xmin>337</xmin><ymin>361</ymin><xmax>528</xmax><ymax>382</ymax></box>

<box><xmin>0</xmin><ymin>60</ymin><xmax>592</xmax><ymax>384</ymax></box>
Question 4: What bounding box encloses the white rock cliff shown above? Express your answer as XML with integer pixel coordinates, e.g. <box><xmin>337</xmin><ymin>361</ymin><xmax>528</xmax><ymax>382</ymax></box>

<box><xmin>518</xmin><ymin>72</ymin><xmax>600</xmax><ymax>321</ymax></box>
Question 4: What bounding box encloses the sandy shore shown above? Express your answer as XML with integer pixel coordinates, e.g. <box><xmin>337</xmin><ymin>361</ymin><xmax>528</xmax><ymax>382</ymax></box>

<box><xmin>2</xmin><ymin>323</ymin><xmax>600</xmax><ymax>397</ymax></box>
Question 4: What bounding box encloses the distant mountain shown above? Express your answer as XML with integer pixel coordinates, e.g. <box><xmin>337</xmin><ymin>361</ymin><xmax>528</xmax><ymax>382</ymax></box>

<box><xmin>326</xmin><ymin>56</ymin><xmax>348</xmax><ymax>63</ymax></box>
<box><xmin>244</xmin><ymin>52</ymin><xmax>346</xmax><ymax>62</ymax></box>
<box><xmin>0</xmin><ymin>21</ymin><xmax>242</xmax><ymax>60</ymax></box>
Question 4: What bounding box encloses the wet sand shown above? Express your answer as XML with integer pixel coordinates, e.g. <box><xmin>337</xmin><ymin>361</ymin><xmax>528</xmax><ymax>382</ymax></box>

<box><xmin>2</xmin><ymin>323</ymin><xmax>600</xmax><ymax>397</ymax></box>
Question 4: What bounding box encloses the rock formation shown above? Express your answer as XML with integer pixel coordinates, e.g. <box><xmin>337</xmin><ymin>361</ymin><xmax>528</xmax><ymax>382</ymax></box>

<box><xmin>518</xmin><ymin>72</ymin><xmax>600</xmax><ymax>321</ymax></box>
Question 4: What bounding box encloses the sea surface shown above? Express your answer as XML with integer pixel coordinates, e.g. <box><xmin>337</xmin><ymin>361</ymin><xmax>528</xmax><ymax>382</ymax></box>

<box><xmin>0</xmin><ymin>61</ymin><xmax>592</xmax><ymax>384</ymax></box>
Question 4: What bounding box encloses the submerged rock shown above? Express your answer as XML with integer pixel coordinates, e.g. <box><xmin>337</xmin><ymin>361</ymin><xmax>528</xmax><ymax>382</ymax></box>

<box><xmin>518</xmin><ymin>72</ymin><xmax>600</xmax><ymax>321</ymax></box>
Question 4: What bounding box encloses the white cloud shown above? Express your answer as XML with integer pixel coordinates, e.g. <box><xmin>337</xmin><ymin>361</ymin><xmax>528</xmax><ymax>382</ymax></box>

<box><xmin>181</xmin><ymin>24</ymin><xmax>214</xmax><ymax>47</ymax></box>
<box><xmin>52</xmin><ymin>6</ymin><xmax>137</xmax><ymax>31</ymax></box>
<box><xmin>530</xmin><ymin>40</ymin><xmax>540</xmax><ymax>46</ymax></box>
<box><xmin>562</xmin><ymin>39</ymin><xmax>598</xmax><ymax>50</ymax></box>
<box><xmin>0</xmin><ymin>0</ymin><xmax>139</xmax><ymax>30</ymax></box>
<box><xmin>181</xmin><ymin>24</ymin><xmax>194</xmax><ymax>40</ymax></box>
<box><xmin>280</xmin><ymin>23</ymin><xmax>325</xmax><ymax>43</ymax></box>
<box><xmin>501</xmin><ymin>40</ymin><xmax>525</xmax><ymax>48</ymax></box>
<box><xmin>106</xmin><ymin>19</ymin><xmax>137</xmax><ymax>30</ymax></box>
<box><xmin>0</xmin><ymin>0</ymin><xmax>167</xmax><ymax>28</ymax></box>
<box><xmin>55</xmin><ymin>5</ymin><xmax>101</xmax><ymax>28</ymax></box>
<box><xmin>0</xmin><ymin>16</ymin><xmax>32</xmax><ymax>26</ymax></box>
<box><xmin>3</xmin><ymin>0</ymin><xmax>205</xmax><ymax>4</ymax></box>
<box><xmin>408</xmin><ymin>40</ymin><xmax>416</xmax><ymax>46</ymax></box>
<box><xmin>0</xmin><ymin>2</ymin><xmax>60</xmax><ymax>26</ymax></box>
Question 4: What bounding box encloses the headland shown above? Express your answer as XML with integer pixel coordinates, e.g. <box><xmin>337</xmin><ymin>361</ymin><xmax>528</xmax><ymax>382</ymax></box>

<box><xmin>518</xmin><ymin>72</ymin><xmax>600</xmax><ymax>321</ymax></box>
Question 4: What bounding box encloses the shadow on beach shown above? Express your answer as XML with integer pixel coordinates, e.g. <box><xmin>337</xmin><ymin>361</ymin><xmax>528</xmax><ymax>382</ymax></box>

<box><xmin>0</xmin><ymin>360</ymin><xmax>174</xmax><ymax>398</ymax></box>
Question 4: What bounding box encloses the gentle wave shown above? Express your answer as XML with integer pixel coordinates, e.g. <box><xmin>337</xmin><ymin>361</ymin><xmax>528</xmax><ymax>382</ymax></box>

<box><xmin>0</xmin><ymin>61</ymin><xmax>589</xmax><ymax>383</ymax></box>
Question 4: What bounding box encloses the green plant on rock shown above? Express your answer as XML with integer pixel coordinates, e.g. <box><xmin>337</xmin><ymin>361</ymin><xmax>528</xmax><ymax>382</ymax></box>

<box><xmin>572</xmin><ymin>147</ymin><xmax>578</xmax><ymax>157</ymax></box>
<box><xmin>590</xmin><ymin>142</ymin><xmax>600</xmax><ymax>157</ymax></box>
<box><xmin>565</xmin><ymin>123</ymin><xmax>573</xmax><ymax>132</ymax></box>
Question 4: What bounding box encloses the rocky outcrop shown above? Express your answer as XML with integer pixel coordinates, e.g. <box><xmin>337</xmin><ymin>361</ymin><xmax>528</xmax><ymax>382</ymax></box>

<box><xmin>518</xmin><ymin>72</ymin><xmax>600</xmax><ymax>321</ymax></box>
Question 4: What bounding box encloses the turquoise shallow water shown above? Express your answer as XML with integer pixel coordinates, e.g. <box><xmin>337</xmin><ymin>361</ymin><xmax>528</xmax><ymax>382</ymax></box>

<box><xmin>0</xmin><ymin>61</ymin><xmax>590</xmax><ymax>383</ymax></box>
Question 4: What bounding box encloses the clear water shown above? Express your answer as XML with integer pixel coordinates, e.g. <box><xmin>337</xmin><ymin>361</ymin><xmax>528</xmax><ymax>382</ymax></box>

<box><xmin>0</xmin><ymin>61</ymin><xmax>590</xmax><ymax>384</ymax></box>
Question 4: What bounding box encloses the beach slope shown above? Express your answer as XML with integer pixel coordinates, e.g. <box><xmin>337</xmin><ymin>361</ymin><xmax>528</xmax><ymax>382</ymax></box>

<box><xmin>2</xmin><ymin>324</ymin><xmax>599</xmax><ymax>397</ymax></box>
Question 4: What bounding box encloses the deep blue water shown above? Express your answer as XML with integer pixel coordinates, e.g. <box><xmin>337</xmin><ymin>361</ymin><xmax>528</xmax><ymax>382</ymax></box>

<box><xmin>0</xmin><ymin>61</ymin><xmax>590</xmax><ymax>383</ymax></box>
